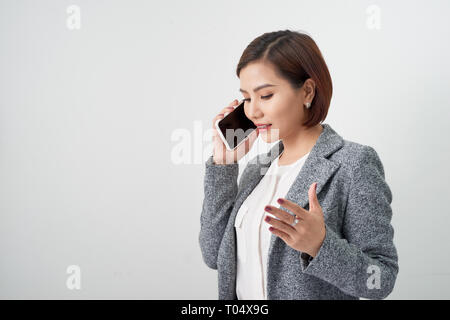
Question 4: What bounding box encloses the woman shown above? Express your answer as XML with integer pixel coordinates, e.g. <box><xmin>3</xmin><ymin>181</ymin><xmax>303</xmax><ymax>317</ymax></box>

<box><xmin>199</xmin><ymin>30</ymin><xmax>399</xmax><ymax>300</ymax></box>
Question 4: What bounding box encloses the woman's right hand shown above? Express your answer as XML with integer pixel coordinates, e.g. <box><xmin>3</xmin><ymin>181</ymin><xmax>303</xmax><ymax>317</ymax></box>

<box><xmin>212</xmin><ymin>99</ymin><xmax>259</xmax><ymax>165</ymax></box>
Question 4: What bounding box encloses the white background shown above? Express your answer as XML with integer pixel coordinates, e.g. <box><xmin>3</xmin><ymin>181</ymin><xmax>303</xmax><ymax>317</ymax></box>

<box><xmin>1</xmin><ymin>0</ymin><xmax>449</xmax><ymax>299</ymax></box>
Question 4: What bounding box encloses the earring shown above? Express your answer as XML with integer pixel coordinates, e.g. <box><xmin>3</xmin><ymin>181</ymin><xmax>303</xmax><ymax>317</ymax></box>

<box><xmin>305</xmin><ymin>102</ymin><xmax>311</xmax><ymax>109</ymax></box>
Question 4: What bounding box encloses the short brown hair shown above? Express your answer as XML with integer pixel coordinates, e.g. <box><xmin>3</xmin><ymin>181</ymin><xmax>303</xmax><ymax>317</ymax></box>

<box><xmin>236</xmin><ymin>30</ymin><xmax>333</xmax><ymax>128</ymax></box>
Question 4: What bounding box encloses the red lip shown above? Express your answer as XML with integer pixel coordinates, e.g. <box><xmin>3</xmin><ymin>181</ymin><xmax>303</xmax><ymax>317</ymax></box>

<box><xmin>255</xmin><ymin>123</ymin><xmax>271</xmax><ymax>126</ymax></box>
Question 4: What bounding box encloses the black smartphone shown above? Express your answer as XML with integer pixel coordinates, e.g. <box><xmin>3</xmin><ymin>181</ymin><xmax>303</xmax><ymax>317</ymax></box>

<box><xmin>214</xmin><ymin>100</ymin><xmax>257</xmax><ymax>151</ymax></box>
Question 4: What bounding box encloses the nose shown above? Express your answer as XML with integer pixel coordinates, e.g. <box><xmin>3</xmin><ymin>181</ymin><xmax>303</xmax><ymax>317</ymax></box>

<box><xmin>246</xmin><ymin>100</ymin><xmax>263</xmax><ymax>121</ymax></box>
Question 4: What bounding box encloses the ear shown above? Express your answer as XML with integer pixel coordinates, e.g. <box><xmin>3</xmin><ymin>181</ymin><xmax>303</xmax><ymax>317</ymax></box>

<box><xmin>303</xmin><ymin>78</ymin><xmax>316</xmax><ymax>102</ymax></box>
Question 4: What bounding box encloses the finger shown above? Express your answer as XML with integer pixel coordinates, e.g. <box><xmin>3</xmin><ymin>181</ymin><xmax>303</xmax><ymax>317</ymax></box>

<box><xmin>212</xmin><ymin>128</ymin><xmax>220</xmax><ymax>142</ymax></box>
<box><xmin>212</xmin><ymin>105</ymin><xmax>237</xmax><ymax>128</ymax></box>
<box><xmin>265</xmin><ymin>204</ymin><xmax>301</xmax><ymax>225</ymax></box>
<box><xmin>228</xmin><ymin>98</ymin><xmax>242</xmax><ymax>110</ymax></box>
<box><xmin>212</xmin><ymin>113</ymin><xmax>225</xmax><ymax>128</ymax></box>
<box><xmin>268</xmin><ymin>226</ymin><xmax>291</xmax><ymax>244</ymax></box>
<box><xmin>223</xmin><ymin>105</ymin><xmax>237</xmax><ymax>117</ymax></box>
<box><xmin>227</xmin><ymin>99</ymin><xmax>239</xmax><ymax>108</ymax></box>
<box><xmin>214</xmin><ymin>99</ymin><xmax>240</xmax><ymax>124</ymax></box>
<box><xmin>308</xmin><ymin>182</ymin><xmax>319</xmax><ymax>211</ymax></box>
<box><xmin>264</xmin><ymin>215</ymin><xmax>296</xmax><ymax>236</ymax></box>
<box><xmin>223</xmin><ymin>99</ymin><xmax>239</xmax><ymax>115</ymax></box>
<box><xmin>276</xmin><ymin>198</ymin><xmax>309</xmax><ymax>220</ymax></box>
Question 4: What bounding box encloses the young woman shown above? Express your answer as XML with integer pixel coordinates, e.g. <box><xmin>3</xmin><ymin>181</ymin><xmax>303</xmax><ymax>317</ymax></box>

<box><xmin>199</xmin><ymin>30</ymin><xmax>399</xmax><ymax>300</ymax></box>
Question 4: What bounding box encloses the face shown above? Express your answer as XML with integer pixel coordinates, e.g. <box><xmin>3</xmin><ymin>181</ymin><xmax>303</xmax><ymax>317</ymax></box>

<box><xmin>239</xmin><ymin>60</ymin><xmax>312</xmax><ymax>143</ymax></box>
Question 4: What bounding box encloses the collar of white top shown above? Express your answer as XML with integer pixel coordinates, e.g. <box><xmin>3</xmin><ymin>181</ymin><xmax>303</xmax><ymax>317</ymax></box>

<box><xmin>272</xmin><ymin>151</ymin><xmax>311</xmax><ymax>175</ymax></box>
<box><xmin>276</xmin><ymin>151</ymin><xmax>310</xmax><ymax>167</ymax></box>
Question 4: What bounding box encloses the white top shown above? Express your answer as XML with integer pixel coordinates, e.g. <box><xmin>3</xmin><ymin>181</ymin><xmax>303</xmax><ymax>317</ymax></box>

<box><xmin>235</xmin><ymin>150</ymin><xmax>310</xmax><ymax>300</ymax></box>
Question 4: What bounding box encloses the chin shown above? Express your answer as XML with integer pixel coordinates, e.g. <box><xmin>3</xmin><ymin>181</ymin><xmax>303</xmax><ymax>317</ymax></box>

<box><xmin>259</xmin><ymin>129</ymin><xmax>281</xmax><ymax>144</ymax></box>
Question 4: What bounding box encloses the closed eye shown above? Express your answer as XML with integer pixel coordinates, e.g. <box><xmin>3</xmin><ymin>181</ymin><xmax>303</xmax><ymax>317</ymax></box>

<box><xmin>243</xmin><ymin>94</ymin><xmax>273</xmax><ymax>102</ymax></box>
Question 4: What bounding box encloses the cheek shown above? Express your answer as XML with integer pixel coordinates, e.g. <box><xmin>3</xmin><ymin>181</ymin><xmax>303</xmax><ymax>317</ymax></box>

<box><xmin>274</xmin><ymin>107</ymin><xmax>303</xmax><ymax>137</ymax></box>
<box><xmin>272</xmin><ymin>100</ymin><xmax>300</xmax><ymax>124</ymax></box>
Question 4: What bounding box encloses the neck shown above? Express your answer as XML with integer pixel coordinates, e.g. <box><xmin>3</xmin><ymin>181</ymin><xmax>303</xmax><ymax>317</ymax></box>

<box><xmin>279</xmin><ymin>124</ymin><xmax>323</xmax><ymax>164</ymax></box>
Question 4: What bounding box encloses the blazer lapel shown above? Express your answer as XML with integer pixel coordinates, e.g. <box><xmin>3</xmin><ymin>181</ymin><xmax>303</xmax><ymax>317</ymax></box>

<box><xmin>284</xmin><ymin>124</ymin><xmax>344</xmax><ymax>209</ymax></box>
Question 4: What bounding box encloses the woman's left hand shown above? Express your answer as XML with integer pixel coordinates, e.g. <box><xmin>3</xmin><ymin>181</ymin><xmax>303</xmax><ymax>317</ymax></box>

<box><xmin>264</xmin><ymin>182</ymin><xmax>326</xmax><ymax>258</ymax></box>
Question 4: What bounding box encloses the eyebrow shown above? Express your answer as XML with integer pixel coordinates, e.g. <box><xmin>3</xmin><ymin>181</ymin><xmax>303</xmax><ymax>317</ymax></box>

<box><xmin>239</xmin><ymin>83</ymin><xmax>277</xmax><ymax>93</ymax></box>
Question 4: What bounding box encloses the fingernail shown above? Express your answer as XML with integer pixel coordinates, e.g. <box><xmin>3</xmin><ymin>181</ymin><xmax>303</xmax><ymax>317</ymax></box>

<box><xmin>265</xmin><ymin>216</ymin><xmax>270</xmax><ymax>222</ymax></box>
<box><xmin>264</xmin><ymin>206</ymin><xmax>271</xmax><ymax>211</ymax></box>
<box><xmin>277</xmin><ymin>198</ymin><xmax>284</xmax><ymax>204</ymax></box>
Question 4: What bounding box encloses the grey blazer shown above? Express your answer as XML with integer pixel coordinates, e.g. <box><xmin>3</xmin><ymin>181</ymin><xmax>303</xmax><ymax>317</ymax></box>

<box><xmin>199</xmin><ymin>123</ymin><xmax>399</xmax><ymax>300</ymax></box>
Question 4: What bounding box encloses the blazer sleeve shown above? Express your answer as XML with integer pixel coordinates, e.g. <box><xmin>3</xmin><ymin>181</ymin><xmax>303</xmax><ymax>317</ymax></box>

<box><xmin>299</xmin><ymin>145</ymin><xmax>399</xmax><ymax>299</ymax></box>
<box><xmin>198</xmin><ymin>155</ymin><xmax>239</xmax><ymax>270</ymax></box>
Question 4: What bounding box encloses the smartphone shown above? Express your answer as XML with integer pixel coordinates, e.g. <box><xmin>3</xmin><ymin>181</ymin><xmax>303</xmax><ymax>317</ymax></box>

<box><xmin>215</xmin><ymin>100</ymin><xmax>257</xmax><ymax>151</ymax></box>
